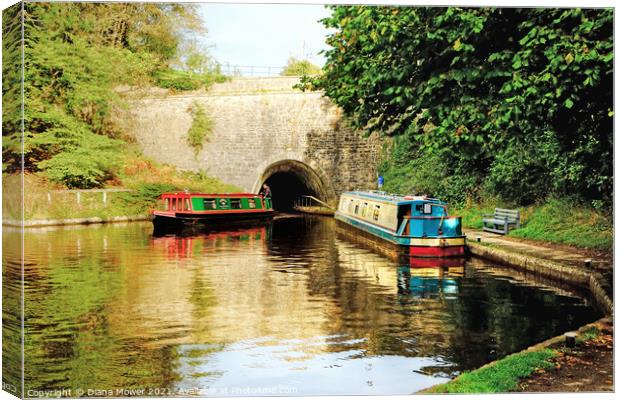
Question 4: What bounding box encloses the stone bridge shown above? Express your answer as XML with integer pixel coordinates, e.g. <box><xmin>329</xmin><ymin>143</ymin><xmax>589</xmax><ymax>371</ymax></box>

<box><xmin>121</xmin><ymin>77</ymin><xmax>381</xmax><ymax>210</ymax></box>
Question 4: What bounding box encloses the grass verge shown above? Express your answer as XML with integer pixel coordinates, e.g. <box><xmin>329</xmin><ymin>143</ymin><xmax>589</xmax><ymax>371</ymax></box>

<box><xmin>425</xmin><ymin>349</ymin><xmax>556</xmax><ymax>393</ymax></box>
<box><xmin>451</xmin><ymin>198</ymin><xmax>612</xmax><ymax>251</ymax></box>
<box><xmin>3</xmin><ymin>154</ymin><xmax>241</xmax><ymax>221</ymax></box>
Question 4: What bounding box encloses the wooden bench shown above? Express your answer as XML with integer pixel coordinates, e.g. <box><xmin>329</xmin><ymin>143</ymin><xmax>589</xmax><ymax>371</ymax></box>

<box><xmin>482</xmin><ymin>208</ymin><xmax>520</xmax><ymax>234</ymax></box>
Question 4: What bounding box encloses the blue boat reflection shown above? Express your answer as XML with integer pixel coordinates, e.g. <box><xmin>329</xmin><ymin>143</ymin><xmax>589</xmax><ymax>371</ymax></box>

<box><xmin>397</xmin><ymin>258</ymin><xmax>465</xmax><ymax>299</ymax></box>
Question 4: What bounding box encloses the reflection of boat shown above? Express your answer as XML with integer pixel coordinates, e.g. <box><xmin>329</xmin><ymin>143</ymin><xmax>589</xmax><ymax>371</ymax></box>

<box><xmin>151</xmin><ymin>226</ymin><xmax>269</xmax><ymax>259</ymax></box>
<box><xmin>151</xmin><ymin>192</ymin><xmax>274</xmax><ymax>233</ymax></box>
<box><xmin>407</xmin><ymin>257</ymin><xmax>465</xmax><ymax>268</ymax></box>
<box><xmin>397</xmin><ymin>266</ymin><xmax>463</xmax><ymax>298</ymax></box>
<box><xmin>336</xmin><ymin>225</ymin><xmax>467</xmax><ymax>267</ymax></box>
<box><xmin>335</xmin><ymin>191</ymin><xmax>466</xmax><ymax>257</ymax></box>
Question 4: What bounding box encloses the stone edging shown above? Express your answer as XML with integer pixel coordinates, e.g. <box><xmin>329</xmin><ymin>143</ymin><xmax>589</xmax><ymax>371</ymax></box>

<box><xmin>468</xmin><ymin>241</ymin><xmax>613</xmax><ymax>316</ymax></box>
<box><xmin>3</xmin><ymin>215</ymin><xmax>150</xmax><ymax>228</ymax></box>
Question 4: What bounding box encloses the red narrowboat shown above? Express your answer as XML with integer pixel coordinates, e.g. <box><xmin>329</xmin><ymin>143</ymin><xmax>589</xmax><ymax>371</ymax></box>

<box><xmin>152</xmin><ymin>192</ymin><xmax>274</xmax><ymax>231</ymax></box>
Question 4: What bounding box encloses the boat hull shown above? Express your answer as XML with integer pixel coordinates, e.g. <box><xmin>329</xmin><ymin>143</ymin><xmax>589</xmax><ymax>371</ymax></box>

<box><xmin>335</xmin><ymin>214</ymin><xmax>466</xmax><ymax>258</ymax></box>
<box><xmin>152</xmin><ymin>211</ymin><xmax>274</xmax><ymax>234</ymax></box>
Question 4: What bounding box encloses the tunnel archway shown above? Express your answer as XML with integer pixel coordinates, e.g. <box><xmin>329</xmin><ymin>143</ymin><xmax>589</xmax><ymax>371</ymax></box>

<box><xmin>254</xmin><ymin>160</ymin><xmax>331</xmax><ymax>211</ymax></box>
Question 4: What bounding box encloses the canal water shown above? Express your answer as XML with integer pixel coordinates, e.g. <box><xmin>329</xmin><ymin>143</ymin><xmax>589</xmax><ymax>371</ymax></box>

<box><xmin>3</xmin><ymin>216</ymin><xmax>602</xmax><ymax>396</ymax></box>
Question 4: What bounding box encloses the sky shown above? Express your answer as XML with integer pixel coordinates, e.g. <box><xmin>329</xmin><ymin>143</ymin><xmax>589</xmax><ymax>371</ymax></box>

<box><xmin>198</xmin><ymin>3</ymin><xmax>333</xmax><ymax>75</ymax></box>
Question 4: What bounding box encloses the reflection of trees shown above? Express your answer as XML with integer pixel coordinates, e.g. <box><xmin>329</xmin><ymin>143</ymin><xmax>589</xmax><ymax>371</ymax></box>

<box><xmin>2</xmin><ymin>229</ymin><xmax>23</xmax><ymax>397</ymax></box>
<box><xmin>17</xmin><ymin>223</ymin><xmax>189</xmax><ymax>391</ymax></box>
<box><xmin>442</xmin><ymin>262</ymin><xmax>601</xmax><ymax>370</ymax></box>
<box><xmin>20</xmin><ymin>225</ymin><xmax>125</xmax><ymax>391</ymax></box>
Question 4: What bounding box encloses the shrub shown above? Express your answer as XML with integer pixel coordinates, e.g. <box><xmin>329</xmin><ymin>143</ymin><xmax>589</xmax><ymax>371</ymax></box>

<box><xmin>117</xmin><ymin>182</ymin><xmax>178</xmax><ymax>212</ymax></box>
<box><xmin>281</xmin><ymin>57</ymin><xmax>321</xmax><ymax>76</ymax></box>
<box><xmin>154</xmin><ymin>68</ymin><xmax>228</xmax><ymax>91</ymax></box>
<box><xmin>378</xmin><ymin>138</ymin><xmax>479</xmax><ymax>205</ymax></box>
<box><xmin>186</xmin><ymin>101</ymin><xmax>214</xmax><ymax>154</ymax></box>
<box><xmin>38</xmin><ymin>148</ymin><xmax>120</xmax><ymax>189</ymax></box>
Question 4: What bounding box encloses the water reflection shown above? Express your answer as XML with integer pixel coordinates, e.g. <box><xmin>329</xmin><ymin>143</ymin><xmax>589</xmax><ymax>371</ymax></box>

<box><xmin>397</xmin><ymin>266</ymin><xmax>462</xmax><ymax>300</ymax></box>
<box><xmin>2</xmin><ymin>217</ymin><xmax>602</xmax><ymax>396</ymax></box>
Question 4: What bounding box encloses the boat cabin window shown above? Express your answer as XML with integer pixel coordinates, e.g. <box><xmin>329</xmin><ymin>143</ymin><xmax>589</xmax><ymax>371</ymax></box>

<box><xmin>171</xmin><ymin>198</ymin><xmax>177</xmax><ymax>211</ymax></box>
<box><xmin>416</xmin><ymin>203</ymin><xmax>434</xmax><ymax>214</ymax></box>
<box><xmin>230</xmin><ymin>199</ymin><xmax>242</xmax><ymax>209</ymax></box>
<box><xmin>354</xmin><ymin>203</ymin><xmax>359</xmax><ymax>214</ymax></box>
<box><xmin>373</xmin><ymin>205</ymin><xmax>381</xmax><ymax>221</ymax></box>
<box><xmin>165</xmin><ymin>198</ymin><xmax>170</xmax><ymax>211</ymax></box>
<box><xmin>248</xmin><ymin>198</ymin><xmax>256</xmax><ymax>209</ymax></box>
<box><xmin>203</xmin><ymin>199</ymin><xmax>217</xmax><ymax>210</ymax></box>
<box><xmin>185</xmin><ymin>199</ymin><xmax>191</xmax><ymax>211</ymax></box>
<box><xmin>361</xmin><ymin>202</ymin><xmax>369</xmax><ymax>217</ymax></box>
<box><xmin>218</xmin><ymin>198</ymin><xmax>229</xmax><ymax>208</ymax></box>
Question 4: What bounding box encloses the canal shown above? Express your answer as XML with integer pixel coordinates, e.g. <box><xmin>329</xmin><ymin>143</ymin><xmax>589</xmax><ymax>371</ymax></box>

<box><xmin>3</xmin><ymin>216</ymin><xmax>602</xmax><ymax>396</ymax></box>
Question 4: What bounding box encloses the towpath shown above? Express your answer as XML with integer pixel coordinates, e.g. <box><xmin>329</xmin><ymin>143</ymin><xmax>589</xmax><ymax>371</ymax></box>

<box><xmin>465</xmin><ymin>229</ymin><xmax>612</xmax><ymax>299</ymax></box>
<box><xmin>464</xmin><ymin>229</ymin><xmax>612</xmax><ymax>272</ymax></box>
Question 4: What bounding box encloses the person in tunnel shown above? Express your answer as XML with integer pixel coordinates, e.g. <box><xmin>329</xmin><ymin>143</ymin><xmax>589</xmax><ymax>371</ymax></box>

<box><xmin>259</xmin><ymin>183</ymin><xmax>272</xmax><ymax>198</ymax></box>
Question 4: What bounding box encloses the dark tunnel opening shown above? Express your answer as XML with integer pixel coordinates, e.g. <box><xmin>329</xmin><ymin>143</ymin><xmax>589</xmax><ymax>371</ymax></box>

<box><xmin>263</xmin><ymin>172</ymin><xmax>317</xmax><ymax>212</ymax></box>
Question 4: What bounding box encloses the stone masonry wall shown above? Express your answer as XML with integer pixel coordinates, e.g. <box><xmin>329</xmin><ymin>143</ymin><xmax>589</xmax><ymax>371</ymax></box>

<box><xmin>121</xmin><ymin>77</ymin><xmax>381</xmax><ymax>202</ymax></box>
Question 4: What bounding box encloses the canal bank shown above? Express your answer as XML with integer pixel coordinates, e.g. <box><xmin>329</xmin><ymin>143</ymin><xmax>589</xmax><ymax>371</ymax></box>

<box><xmin>465</xmin><ymin>229</ymin><xmax>613</xmax><ymax>316</ymax></box>
<box><xmin>3</xmin><ymin>215</ymin><xmax>151</xmax><ymax>228</ymax></box>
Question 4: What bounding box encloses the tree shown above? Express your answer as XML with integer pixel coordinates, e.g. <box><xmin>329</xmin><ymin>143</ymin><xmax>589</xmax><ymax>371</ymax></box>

<box><xmin>2</xmin><ymin>2</ymin><xmax>210</xmax><ymax>187</ymax></box>
<box><xmin>303</xmin><ymin>7</ymin><xmax>613</xmax><ymax>204</ymax></box>
<box><xmin>281</xmin><ymin>57</ymin><xmax>321</xmax><ymax>76</ymax></box>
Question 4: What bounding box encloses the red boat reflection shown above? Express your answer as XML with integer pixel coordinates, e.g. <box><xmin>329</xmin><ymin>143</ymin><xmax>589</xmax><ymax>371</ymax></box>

<box><xmin>151</xmin><ymin>226</ymin><xmax>269</xmax><ymax>260</ymax></box>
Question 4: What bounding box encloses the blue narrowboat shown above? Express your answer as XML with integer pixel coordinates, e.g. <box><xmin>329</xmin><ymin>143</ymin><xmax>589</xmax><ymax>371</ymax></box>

<box><xmin>334</xmin><ymin>191</ymin><xmax>466</xmax><ymax>258</ymax></box>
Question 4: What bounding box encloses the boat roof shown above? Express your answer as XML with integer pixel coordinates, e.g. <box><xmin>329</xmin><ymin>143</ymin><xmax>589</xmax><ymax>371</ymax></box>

<box><xmin>161</xmin><ymin>192</ymin><xmax>259</xmax><ymax>197</ymax></box>
<box><xmin>342</xmin><ymin>190</ymin><xmax>446</xmax><ymax>205</ymax></box>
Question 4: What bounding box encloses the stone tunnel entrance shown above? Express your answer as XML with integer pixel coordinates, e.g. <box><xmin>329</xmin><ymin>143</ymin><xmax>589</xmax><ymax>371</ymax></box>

<box><xmin>255</xmin><ymin>160</ymin><xmax>331</xmax><ymax>212</ymax></box>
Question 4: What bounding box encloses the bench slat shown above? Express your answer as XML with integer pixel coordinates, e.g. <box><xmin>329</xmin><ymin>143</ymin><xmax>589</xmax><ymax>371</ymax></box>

<box><xmin>483</xmin><ymin>218</ymin><xmax>518</xmax><ymax>225</ymax></box>
<box><xmin>495</xmin><ymin>208</ymin><xmax>519</xmax><ymax>214</ymax></box>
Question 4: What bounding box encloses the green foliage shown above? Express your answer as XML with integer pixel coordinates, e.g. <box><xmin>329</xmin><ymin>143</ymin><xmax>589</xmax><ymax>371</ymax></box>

<box><xmin>281</xmin><ymin>57</ymin><xmax>321</xmax><ymax>76</ymax></box>
<box><xmin>577</xmin><ymin>326</ymin><xmax>600</xmax><ymax>344</ymax></box>
<box><xmin>186</xmin><ymin>101</ymin><xmax>214</xmax><ymax>154</ymax></box>
<box><xmin>2</xmin><ymin>3</ymin><xmax>26</xmax><ymax>170</ymax></box>
<box><xmin>428</xmin><ymin>349</ymin><xmax>556</xmax><ymax>393</ymax></box>
<box><xmin>451</xmin><ymin>199</ymin><xmax>504</xmax><ymax>230</ymax></box>
<box><xmin>3</xmin><ymin>2</ymin><xmax>215</xmax><ymax>189</ymax></box>
<box><xmin>379</xmin><ymin>137</ymin><xmax>480</xmax><ymax>204</ymax></box>
<box><xmin>38</xmin><ymin>149</ymin><xmax>120</xmax><ymax>189</ymax></box>
<box><xmin>116</xmin><ymin>182</ymin><xmax>178</xmax><ymax>212</ymax></box>
<box><xmin>155</xmin><ymin>68</ymin><xmax>227</xmax><ymax>91</ymax></box>
<box><xmin>307</xmin><ymin>7</ymin><xmax>613</xmax><ymax>205</ymax></box>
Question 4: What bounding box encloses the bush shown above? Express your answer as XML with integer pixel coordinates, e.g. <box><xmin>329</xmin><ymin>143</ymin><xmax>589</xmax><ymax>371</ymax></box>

<box><xmin>379</xmin><ymin>138</ymin><xmax>479</xmax><ymax>205</ymax></box>
<box><xmin>117</xmin><ymin>182</ymin><xmax>178</xmax><ymax>212</ymax></box>
<box><xmin>154</xmin><ymin>68</ymin><xmax>228</xmax><ymax>91</ymax></box>
<box><xmin>38</xmin><ymin>149</ymin><xmax>120</xmax><ymax>189</ymax></box>
<box><xmin>281</xmin><ymin>57</ymin><xmax>321</xmax><ymax>76</ymax></box>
